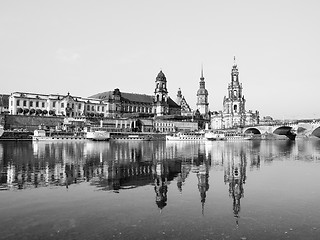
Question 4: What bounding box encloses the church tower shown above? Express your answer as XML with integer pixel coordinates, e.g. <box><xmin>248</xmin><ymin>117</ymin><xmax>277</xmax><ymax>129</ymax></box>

<box><xmin>196</xmin><ymin>67</ymin><xmax>209</xmax><ymax>116</ymax></box>
<box><xmin>154</xmin><ymin>70</ymin><xmax>169</xmax><ymax>116</ymax></box>
<box><xmin>223</xmin><ymin>57</ymin><xmax>246</xmax><ymax>127</ymax></box>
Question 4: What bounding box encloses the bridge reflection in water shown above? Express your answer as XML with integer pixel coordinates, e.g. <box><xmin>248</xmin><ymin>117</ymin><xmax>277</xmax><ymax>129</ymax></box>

<box><xmin>1</xmin><ymin>139</ymin><xmax>320</xmax><ymax>239</ymax></box>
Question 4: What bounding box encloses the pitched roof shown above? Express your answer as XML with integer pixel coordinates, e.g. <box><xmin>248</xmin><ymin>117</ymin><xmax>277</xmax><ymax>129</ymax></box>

<box><xmin>121</xmin><ymin>92</ymin><xmax>153</xmax><ymax>103</ymax></box>
<box><xmin>167</xmin><ymin>97</ymin><xmax>180</xmax><ymax>108</ymax></box>
<box><xmin>89</xmin><ymin>91</ymin><xmax>153</xmax><ymax>103</ymax></box>
<box><xmin>89</xmin><ymin>91</ymin><xmax>113</xmax><ymax>100</ymax></box>
<box><xmin>89</xmin><ymin>91</ymin><xmax>180</xmax><ymax>107</ymax></box>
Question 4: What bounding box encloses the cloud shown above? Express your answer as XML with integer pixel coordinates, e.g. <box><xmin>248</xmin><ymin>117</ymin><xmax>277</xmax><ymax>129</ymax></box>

<box><xmin>55</xmin><ymin>48</ymin><xmax>80</xmax><ymax>64</ymax></box>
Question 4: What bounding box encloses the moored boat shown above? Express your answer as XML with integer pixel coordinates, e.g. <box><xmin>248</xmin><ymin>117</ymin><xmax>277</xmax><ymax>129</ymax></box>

<box><xmin>86</xmin><ymin>130</ymin><xmax>110</xmax><ymax>141</ymax></box>
<box><xmin>166</xmin><ymin>132</ymin><xmax>205</xmax><ymax>141</ymax></box>
<box><xmin>111</xmin><ymin>134</ymin><xmax>152</xmax><ymax>141</ymax></box>
<box><xmin>32</xmin><ymin>129</ymin><xmax>86</xmax><ymax>141</ymax></box>
<box><xmin>225</xmin><ymin>132</ymin><xmax>254</xmax><ymax>141</ymax></box>
<box><xmin>204</xmin><ymin>131</ymin><xmax>225</xmax><ymax>141</ymax></box>
<box><xmin>205</xmin><ymin>131</ymin><xmax>257</xmax><ymax>141</ymax></box>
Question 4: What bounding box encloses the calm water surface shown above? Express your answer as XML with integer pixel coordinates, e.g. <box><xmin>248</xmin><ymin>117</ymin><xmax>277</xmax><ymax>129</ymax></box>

<box><xmin>0</xmin><ymin>139</ymin><xmax>320</xmax><ymax>240</ymax></box>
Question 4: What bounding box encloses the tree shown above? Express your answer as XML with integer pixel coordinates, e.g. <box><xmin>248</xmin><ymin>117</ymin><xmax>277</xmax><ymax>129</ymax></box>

<box><xmin>23</xmin><ymin>109</ymin><xmax>29</xmax><ymax>115</ymax></box>
<box><xmin>36</xmin><ymin>109</ymin><xmax>42</xmax><ymax>115</ymax></box>
<box><xmin>30</xmin><ymin>109</ymin><xmax>35</xmax><ymax>115</ymax></box>
<box><xmin>17</xmin><ymin>108</ymin><xmax>23</xmax><ymax>114</ymax></box>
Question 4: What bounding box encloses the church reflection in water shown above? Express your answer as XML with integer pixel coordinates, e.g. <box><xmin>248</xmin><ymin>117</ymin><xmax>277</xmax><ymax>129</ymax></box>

<box><xmin>1</xmin><ymin>139</ymin><xmax>320</xmax><ymax>219</ymax></box>
<box><xmin>222</xmin><ymin>143</ymin><xmax>247</xmax><ymax>225</ymax></box>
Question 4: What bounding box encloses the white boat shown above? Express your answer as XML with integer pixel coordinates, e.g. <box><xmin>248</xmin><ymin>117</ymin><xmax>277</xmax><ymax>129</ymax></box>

<box><xmin>33</xmin><ymin>129</ymin><xmax>86</xmax><ymax>141</ymax></box>
<box><xmin>86</xmin><ymin>130</ymin><xmax>110</xmax><ymax>141</ymax></box>
<box><xmin>111</xmin><ymin>134</ymin><xmax>152</xmax><ymax>141</ymax></box>
<box><xmin>205</xmin><ymin>131</ymin><xmax>256</xmax><ymax>141</ymax></box>
<box><xmin>204</xmin><ymin>132</ymin><xmax>225</xmax><ymax>141</ymax></box>
<box><xmin>224</xmin><ymin>132</ymin><xmax>254</xmax><ymax>141</ymax></box>
<box><xmin>166</xmin><ymin>132</ymin><xmax>205</xmax><ymax>141</ymax></box>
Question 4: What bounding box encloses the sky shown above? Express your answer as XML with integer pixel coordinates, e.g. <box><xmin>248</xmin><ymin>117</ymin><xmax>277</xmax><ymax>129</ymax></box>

<box><xmin>1</xmin><ymin>0</ymin><xmax>319</xmax><ymax>120</ymax></box>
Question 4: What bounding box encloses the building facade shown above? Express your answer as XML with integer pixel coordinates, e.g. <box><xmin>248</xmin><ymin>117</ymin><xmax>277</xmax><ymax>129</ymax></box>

<box><xmin>176</xmin><ymin>88</ymin><xmax>192</xmax><ymax>116</ymax></box>
<box><xmin>8</xmin><ymin>71</ymin><xmax>182</xmax><ymax>119</ymax></box>
<box><xmin>0</xmin><ymin>94</ymin><xmax>9</xmax><ymax>114</ymax></box>
<box><xmin>8</xmin><ymin>92</ymin><xmax>110</xmax><ymax>118</ymax></box>
<box><xmin>210</xmin><ymin>58</ymin><xmax>259</xmax><ymax>129</ymax></box>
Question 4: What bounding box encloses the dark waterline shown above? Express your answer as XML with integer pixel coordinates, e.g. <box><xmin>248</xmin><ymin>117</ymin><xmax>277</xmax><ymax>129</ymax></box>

<box><xmin>0</xmin><ymin>140</ymin><xmax>320</xmax><ymax>240</ymax></box>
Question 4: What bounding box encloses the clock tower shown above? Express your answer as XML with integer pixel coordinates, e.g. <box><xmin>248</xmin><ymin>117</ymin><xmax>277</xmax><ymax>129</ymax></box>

<box><xmin>154</xmin><ymin>70</ymin><xmax>169</xmax><ymax>116</ymax></box>
<box><xmin>196</xmin><ymin>67</ymin><xmax>209</xmax><ymax>116</ymax></box>
<box><xmin>222</xmin><ymin>57</ymin><xmax>246</xmax><ymax>127</ymax></box>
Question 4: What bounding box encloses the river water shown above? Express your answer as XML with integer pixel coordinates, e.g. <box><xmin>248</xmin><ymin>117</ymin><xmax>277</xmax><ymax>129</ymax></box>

<box><xmin>0</xmin><ymin>139</ymin><xmax>320</xmax><ymax>240</ymax></box>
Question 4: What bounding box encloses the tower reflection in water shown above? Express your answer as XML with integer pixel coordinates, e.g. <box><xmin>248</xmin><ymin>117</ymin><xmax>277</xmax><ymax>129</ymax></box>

<box><xmin>1</xmin><ymin>140</ymin><xmax>320</xmax><ymax>218</ymax></box>
<box><xmin>222</xmin><ymin>142</ymin><xmax>247</xmax><ymax>225</ymax></box>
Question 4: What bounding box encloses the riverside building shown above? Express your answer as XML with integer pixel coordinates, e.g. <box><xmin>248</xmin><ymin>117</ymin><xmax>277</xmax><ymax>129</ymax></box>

<box><xmin>7</xmin><ymin>70</ymin><xmax>198</xmax><ymax>132</ymax></box>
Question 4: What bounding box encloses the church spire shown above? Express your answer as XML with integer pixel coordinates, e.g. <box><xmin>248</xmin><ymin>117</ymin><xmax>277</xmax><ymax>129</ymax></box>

<box><xmin>200</xmin><ymin>64</ymin><xmax>204</xmax><ymax>81</ymax></box>
<box><xmin>197</xmin><ymin>64</ymin><xmax>209</xmax><ymax>117</ymax></box>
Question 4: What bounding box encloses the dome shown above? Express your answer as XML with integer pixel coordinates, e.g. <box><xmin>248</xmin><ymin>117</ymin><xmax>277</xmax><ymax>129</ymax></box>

<box><xmin>197</xmin><ymin>89</ymin><xmax>208</xmax><ymax>95</ymax></box>
<box><xmin>156</xmin><ymin>70</ymin><xmax>167</xmax><ymax>82</ymax></box>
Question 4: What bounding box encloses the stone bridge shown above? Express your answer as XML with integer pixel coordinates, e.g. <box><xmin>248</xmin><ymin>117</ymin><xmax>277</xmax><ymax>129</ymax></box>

<box><xmin>242</xmin><ymin>121</ymin><xmax>320</xmax><ymax>139</ymax></box>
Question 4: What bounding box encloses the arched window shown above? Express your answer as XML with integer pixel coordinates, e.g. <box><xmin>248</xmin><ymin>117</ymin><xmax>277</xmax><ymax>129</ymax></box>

<box><xmin>234</xmin><ymin>104</ymin><xmax>237</xmax><ymax>112</ymax></box>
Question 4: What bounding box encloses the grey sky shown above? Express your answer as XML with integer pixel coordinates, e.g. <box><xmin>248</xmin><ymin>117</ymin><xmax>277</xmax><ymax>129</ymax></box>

<box><xmin>1</xmin><ymin>0</ymin><xmax>319</xmax><ymax>119</ymax></box>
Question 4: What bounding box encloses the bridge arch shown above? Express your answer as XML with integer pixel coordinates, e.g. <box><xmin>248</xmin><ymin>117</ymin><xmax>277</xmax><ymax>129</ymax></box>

<box><xmin>244</xmin><ymin>128</ymin><xmax>261</xmax><ymax>134</ymax></box>
<box><xmin>311</xmin><ymin>126</ymin><xmax>320</xmax><ymax>138</ymax></box>
<box><xmin>273</xmin><ymin>126</ymin><xmax>293</xmax><ymax>135</ymax></box>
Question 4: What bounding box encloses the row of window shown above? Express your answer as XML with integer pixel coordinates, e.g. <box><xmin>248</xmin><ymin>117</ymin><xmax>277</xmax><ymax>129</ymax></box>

<box><xmin>155</xmin><ymin>122</ymin><xmax>174</xmax><ymax>127</ymax></box>
<box><xmin>16</xmin><ymin>100</ymin><xmax>46</xmax><ymax>108</ymax></box>
<box><xmin>14</xmin><ymin>99</ymin><xmax>152</xmax><ymax>114</ymax></box>
<box><xmin>123</xmin><ymin>105</ymin><xmax>152</xmax><ymax>113</ymax></box>
<box><xmin>155</xmin><ymin>127</ymin><xmax>174</xmax><ymax>132</ymax></box>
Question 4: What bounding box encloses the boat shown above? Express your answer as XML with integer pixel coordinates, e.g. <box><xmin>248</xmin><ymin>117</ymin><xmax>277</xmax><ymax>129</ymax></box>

<box><xmin>204</xmin><ymin>131</ymin><xmax>226</xmax><ymax>141</ymax></box>
<box><xmin>0</xmin><ymin>126</ymin><xmax>33</xmax><ymax>140</ymax></box>
<box><xmin>166</xmin><ymin>132</ymin><xmax>205</xmax><ymax>141</ymax></box>
<box><xmin>86</xmin><ymin>130</ymin><xmax>110</xmax><ymax>141</ymax></box>
<box><xmin>32</xmin><ymin>129</ymin><xmax>86</xmax><ymax>141</ymax></box>
<box><xmin>224</xmin><ymin>132</ymin><xmax>255</xmax><ymax>141</ymax></box>
<box><xmin>111</xmin><ymin>133</ymin><xmax>152</xmax><ymax>141</ymax></box>
<box><xmin>205</xmin><ymin>131</ymin><xmax>257</xmax><ymax>141</ymax></box>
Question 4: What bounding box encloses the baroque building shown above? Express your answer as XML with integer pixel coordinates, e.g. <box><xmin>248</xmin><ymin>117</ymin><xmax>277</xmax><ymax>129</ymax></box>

<box><xmin>196</xmin><ymin>67</ymin><xmax>209</xmax><ymax>117</ymax></box>
<box><xmin>211</xmin><ymin>57</ymin><xmax>259</xmax><ymax>129</ymax></box>
<box><xmin>8</xmin><ymin>71</ymin><xmax>181</xmax><ymax>119</ymax></box>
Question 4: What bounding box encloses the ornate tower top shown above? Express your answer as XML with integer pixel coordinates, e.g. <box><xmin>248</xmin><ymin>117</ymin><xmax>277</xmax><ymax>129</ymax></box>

<box><xmin>196</xmin><ymin>65</ymin><xmax>209</xmax><ymax>116</ymax></box>
<box><xmin>156</xmin><ymin>70</ymin><xmax>167</xmax><ymax>82</ymax></box>
<box><xmin>200</xmin><ymin>64</ymin><xmax>204</xmax><ymax>81</ymax></box>
<box><xmin>197</xmin><ymin>66</ymin><xmax>208</xmax><ymax>96</ymax></box>
<box><xmin>231</xmin><ymin>56</ymin><xmax>239</xmax><ymax>82</ymax></box>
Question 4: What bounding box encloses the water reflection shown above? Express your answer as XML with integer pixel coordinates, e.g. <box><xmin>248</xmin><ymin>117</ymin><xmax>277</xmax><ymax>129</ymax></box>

<box><xmin>1</xmin><ymin>139</ymin><xmax>320</xmax><ymax>214</ymax></box>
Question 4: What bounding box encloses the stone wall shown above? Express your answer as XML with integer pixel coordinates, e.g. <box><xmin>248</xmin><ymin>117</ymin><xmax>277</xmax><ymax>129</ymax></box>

<box><xmin>3</xmin><ymin>114</ymin><xmax>64</xmax><ymax>131</ymax></box>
